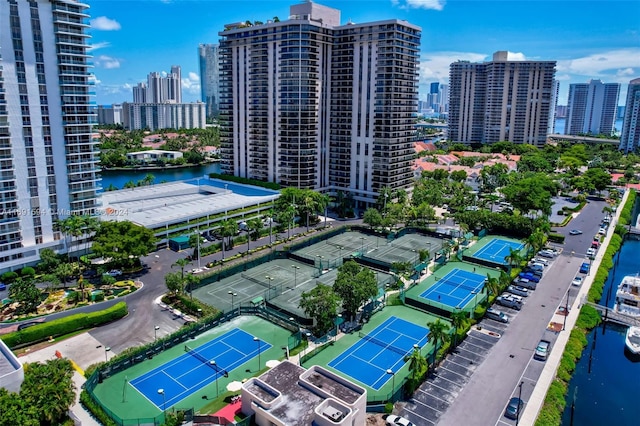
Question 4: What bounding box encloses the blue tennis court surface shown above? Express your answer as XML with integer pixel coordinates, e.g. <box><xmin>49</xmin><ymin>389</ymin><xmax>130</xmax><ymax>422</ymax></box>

<box><xmin>329</xmin><ymin>316</ymin><xmax>429</xmax><ymax>390</ymax></box>
<box><xmin>473</xmin><ymin>238</ymin><xmax>523</xmax><ymax>264</ymax></box>
<box><xmin>420</xmin><ymin>269</ymin><xmax>486</xmax><ymax>308</ymax></box>
<box><xmin>130</xmin><ymin>329</ymin><xmax>270</xmax><ymax>409</ymax></box>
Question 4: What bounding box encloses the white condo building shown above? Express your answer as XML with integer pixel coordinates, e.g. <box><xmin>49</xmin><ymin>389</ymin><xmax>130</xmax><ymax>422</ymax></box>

<box><xmin>620</xmin><ymin>78</ymin><xmax>640</xmax><ymax>153</ymax></box>
<box><xmin>566</xmin><ymin>80</ymin><xmax>620</xmax><ymax>136</ymax></box>
<box><xmin>218</xmin><ymin>1</ymin><xmax>420</xmax><ymax>208</ymax></box>
<box><xmin>0</xmin><ymin>0</ymin><xmax>100</xmax><ymax>272</ymax></box>
<box><xmin>198</xmin><ymin>44</ymin><xmax>220</xmax><ymax>118</ymax></box>
<box><xmin>121</xmin><ymin>102</ymin><xmax>206</xmax><ymax>131</ymax></box>
<box><xmin>448</xmin><ymin>51</ymin><xmax>557</xmax><ymax>146</ymax></box>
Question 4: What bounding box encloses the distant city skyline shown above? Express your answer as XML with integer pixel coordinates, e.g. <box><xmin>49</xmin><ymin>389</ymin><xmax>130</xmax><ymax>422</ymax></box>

<box><xmin>88</xmin><ymin>0</ymin><xmax>639</xmax><ymax>107</ymax></box>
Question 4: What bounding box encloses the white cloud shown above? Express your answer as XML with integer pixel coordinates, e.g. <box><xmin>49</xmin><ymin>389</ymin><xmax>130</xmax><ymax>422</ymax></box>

<box><xmin>181</xmin><ymin>72</ymin><xmax>201</xmax><ymax>95</ymax></box>
<box><xmin>88</xmin><ymin>74</ymin><xmax>101</xmax><ymax>85</ymax></box>
<box><xmin>506</xmin><ymin>51</ymin><xmax>527</xmax><ymax>61</ymax></box>
<box><xmin>87</xmin><ymin>41</ymin><xmax>111</xmax><ymax>52</ymax></box>
<box><xmin>94</xmin><ymin>55</ymin><xmax>121</xmax><ymax>69</ymax></box>
<box><xmin>419</xmin><ymin>51</ymin><xmax>487</xmax><ymax>83</ymax></box>
<box><xmin>616</xmin><ymin>67</ymin><xmax>635</xmax><ymax>77</ymax></box>
<box><xmin>556</xmin><ymin>48</ymin><xmax>640</xmax><ymax>78</ymax></box>
<box><xmin>90</xmin><ymin>16</ymin><xmax>121</xmax><ymax>31</ymax></box>
<box><xmin>393</xmin><ymin>0</ymin><xmax>446</xmax><ymax>11</ymax></box>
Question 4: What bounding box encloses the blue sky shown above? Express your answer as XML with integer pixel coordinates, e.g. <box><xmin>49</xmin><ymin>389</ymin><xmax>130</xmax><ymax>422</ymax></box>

<box><xmin>88</xmin><ymin>0</ymin><xmax>640</xmax><ymax>107</ymax></box>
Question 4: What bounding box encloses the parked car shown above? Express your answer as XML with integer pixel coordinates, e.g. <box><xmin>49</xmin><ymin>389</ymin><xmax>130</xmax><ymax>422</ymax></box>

<box><xmin>504</xmin><ymin>397</ymin><xmax>524</xmax><ymax>420</ymax></box>
<box><xmin>537</xmin><ymin>250</ymin><xmax>556</xmax><ymax>258</ymax></box>
<box><xmin>0</xmin><ymin>283</ymin><xmax>6</xmax><ymax>291</ymax></box>
<box><xmin>534</xmin><ymin>339</ymin><xmax>551</xmax><ymax>361</ymax></box>
<box><xmin>569</xmin><ymin>229</ymin><xmax>583</xmax><ymax>235</ymax></box>
<box><xmin>579</xmin><ymin>262</ymin><xmax>590</xmax><ymax>274</ymax></box>
<box><xmin>515</xmin><ymin>278</ymin><xmax>537</xmax><ymax>290</ymax></box>
<box><xmin>528</xmin><ymin>262</ymin><xmax>545</xmax><ymax>272</ymax></box>
<box><xmin>571</xmin><ymin>276</ymin><xmax>583</xmax><ymax>286</ymax></box>
<box><xmin>519</xmin><ymin>272</ymin><xmax>540</xmax><ymax>282</ymax></box>
<box><xmin>586</xmin><ymin>248</ymin><xmax>596</xmax><ymax>257</ymax></box>
<box><xmin>496</xmin><ymin>294</ymin><xmax>524</xmax><ymax>310</ymax></box>
<box><xmin>507</xmin><ymin>285</ymin><xmax>530</xmax><ymax>297</ymax></box>
<box><xmin>598</xmin><ymin>228</ymin><xmax>607</xmax><ymax>235</ymax></box>
<box><xmin>384</xmin><ymin>415</ymin><xmax>414</xmax><ymax>426</ymax></box>
<box><xmin>485</xmin><ymin>308</ymin><xmax>509</xmax><ymax>323</ymax></box>
<box><xmin>532</xmin><ymin>258</ymin><xmax>550</xmax><ymax>266</ymax></box>
<box><xmin>104</xmin><ymin>269</ymin><xmax>122</xmax><ymax>277</ymax></box>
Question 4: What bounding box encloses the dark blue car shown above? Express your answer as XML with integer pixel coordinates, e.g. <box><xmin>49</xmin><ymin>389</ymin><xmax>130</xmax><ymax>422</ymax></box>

<box><xmin>579</xmin><ymin>262</ymin><xmax>590</xmax><ymax>274</ymax></box>
<box><xmin>518</xmin><ymin>272</ymin><xmax>540</xmax><ymax>283</ymax></box>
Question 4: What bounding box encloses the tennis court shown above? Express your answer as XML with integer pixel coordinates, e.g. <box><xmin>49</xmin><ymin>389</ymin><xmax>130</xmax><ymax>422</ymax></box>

<box><xmin>364</xmin><ymin>233</ymin><xmax>442</xmax><ymax>266</ymax></box>
<box><xmin>419</xmin><ymin>268</ymin><xmax>486</xmax><ymax>308</ymax></box>
<box><xmin>130</xmin><ymin>328</ymin><xmax>270</xmax><ymax>409</ymax></box>
<box><xmin>466</xmin><ymin>237</ymin><xmax>524</xmax><ymax>265</ymax></box>
<box><xmin>328</xmin><ymin>316</ymin><xmax>429</xmax><ymax>390</ymax></box>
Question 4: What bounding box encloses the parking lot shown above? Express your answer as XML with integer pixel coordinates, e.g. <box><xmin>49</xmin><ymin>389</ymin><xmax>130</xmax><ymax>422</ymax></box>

<box><xmin>398</xmin><ymin>243</ymin><xmax>585</xmax><ymax>425</ymax></box>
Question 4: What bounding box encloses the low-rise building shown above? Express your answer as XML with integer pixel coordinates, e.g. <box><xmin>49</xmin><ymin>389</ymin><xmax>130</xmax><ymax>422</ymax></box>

<box><xmin>0</xmin><ymin>339</ymin><xmax>23</xmax><ymax>393</ymax></box>
<box><xmin>241</xmin><ymin>361</ymin><xmax>366</xmax><ymax>426</ymax></box>
<box><xmin>126</xmin><ymin>149</ymin><xmax>183</xmax><ymax>164</ymax></box>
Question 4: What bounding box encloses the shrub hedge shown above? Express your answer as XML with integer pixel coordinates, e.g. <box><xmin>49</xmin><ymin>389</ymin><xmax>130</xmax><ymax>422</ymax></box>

<box><xmin>80</xmin><ymin>390</ymin><xmax>117</xmax><ymax>426</ymax></box>
<box><xmin>0</xmin><ymin>302</ymin><xmax>128</xmax><ymax>348</ymax></box>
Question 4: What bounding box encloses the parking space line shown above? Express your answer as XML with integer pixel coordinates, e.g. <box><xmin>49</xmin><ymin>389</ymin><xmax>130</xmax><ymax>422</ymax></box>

<box><xmin>417</xmin><ymin>387</ymin><xmax>449</xmax><ymax>404</ymax></box>
<box><xmin>447</xmin><ymin>355</ymin><xmax>478</xmax><ymax>369</ymax></box>
<box><xmin>410</xmin><ymin>396</ymin><xmax>444</xmax><ymax>414</ymax></box>
<box><xmin>461</xmin><ymin>339</ymin><xmax>493</xmax><ymax>352</ymax></box>
<box><xmin>450</xmin><ymin>350</ymin><xmax>486</xmax><ymax>365</ymax></box>
<box><xmin>404</xmin><ymin>408</ymin><xmax>437</xmax><ymax>425</ymax></box>
<box><xmin>432</xmin><ymin>371</ymin><xmax>464</xmax><ymax>387</ymax></box>
<box><xmin>440</xmin><ymin>365</ymin><xmax>468</xmax><ymax>380</ymax></box>
<box><xmin>427</xmin><ymin>378</ymin><xmax>460</xmax><ymax>394</ymax></box>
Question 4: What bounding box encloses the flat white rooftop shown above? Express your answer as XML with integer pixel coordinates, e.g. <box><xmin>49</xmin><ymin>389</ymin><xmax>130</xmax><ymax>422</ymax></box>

<box><xmin>99</xmin><ymin>177</ymin><xmax>279</xmax><ymax>229</ymax></box>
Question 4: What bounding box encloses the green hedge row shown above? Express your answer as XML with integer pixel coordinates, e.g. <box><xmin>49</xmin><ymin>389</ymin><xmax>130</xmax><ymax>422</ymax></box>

<box><xmin>547</xmin><ymin>233</ymin><xmax>565</xmax><ymax>243</ymax></box>
<box><xmin>208</xmin><ymin>173</ymin><xmax>281</xmax><ymax>190</ymax></box>
<box><xmin>0</xmin><ymin>302</ymin><xmax>128</xmax><ymax>349</ymax></box>
<box><xmin>80</xmin><ymin>390</ymin><xmax>118</xmax><ymax>426</ymax></box>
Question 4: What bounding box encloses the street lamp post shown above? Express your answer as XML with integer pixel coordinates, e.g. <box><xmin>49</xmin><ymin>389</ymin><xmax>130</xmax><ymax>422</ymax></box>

<box><xmin>154</xmin><ymin>325</ymin><xmax>160</xmax><ymax>341</ymax></box>
<box><xmin>157</xmin><ymin>388</ymin><xmax>166</xmax><ymax>416</ymax></box>
<box><xmin>334</xmin><ymin>314</ymin><xmax>342</xmax><ymax>342</ymax></box>
<box><xmin>470</xmin><ymin>291</ymin><xmax>479</xmax><ymax>319</ymax></box>
<box><xmin>386</xmin><ymin>369</ymin><xmax>395</xmax><ymax>402</ymax></box>
<box><xmin>228</xmin><ymin>290</ymin><xmax>237</xmax><ymax>310</ymax></box>
<box><xmin>211</xmin><ymin>360</ymin><xmax>219</xmax><ymax>397</ymax></box>
<box><xmin>254</xmin><ymin>337</ymin><xmax>262</xmax><ymax>371</ymax></box>
<box><xmin>105</xmin><ymin>346</ymin><xmax>111</xmax><ymax>362</ymax></box>
<box><xmin>316</xmin><ymin>255</ymin><xmax>324</xmax><ymax>272</ymax></box>
<box><xmin>360</xmin><ymin>237</ymin><xmax>367</xmax><ymax>254</ymax></box>
<box><xmin>291</xmin><ymin>265</ymin><xmax>300</xmax><ymax>288</ymax></box>
<box><xmin>516</xmin><ymin>381</ymin><xmax>524</xmax><ymax>426</ymax></box>
<box><xmin>265</xmin><ymin>275</ymin><xmax>274</xmax><ymax>293</ymax></box>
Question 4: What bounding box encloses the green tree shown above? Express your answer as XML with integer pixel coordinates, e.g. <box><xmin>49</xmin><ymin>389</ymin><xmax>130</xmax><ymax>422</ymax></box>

<box><xmin>299</xmin><ymin>284</ymin><xmax>340</xmax><ymax>336</ymax></box>
<box><xmin>583</xmin><ymin>167</ymin><xmax>612</xmax><ymax>193</ymax></box>
<box><xmin>188</xmin><ymin>232</ymin><xmax>201</xmax><ymax>261</ymax></box>
<box><xmin>247</xmin><ymin>217</ymin><xmax>264</xmax><ymax>244</ymax></box>
<box><xmin>332</xmin><ymin>261</ymin><xmax>378</xmax><ymax>321</ymax></box>
<box><xmin>37</xmin><ymin>248</ymin><xmax>60</xmax><ymax>274</ymax></box>
<box><xmin>485</xmin><ymin>274</ymin><xmax>500</xmax><ymax>297</ymax></box>
<box><xmin>165</xmin><ymin>272</ymin><xmax>183</xmax><ymax>295</ymax></box>
<box><xmin>92</xmin><ymin>221</ymin><xmax>157</xmax><ymax>267</ymax></box>
<box><xmin>20</xmin><ymin>358</ymin><xmax>76</xmax><ymax>424</ymax></box>
<box><xmin>219</xmin><ymin>219</ymin><xmax>238</xmax><ymax>259</ymax></box>
<box><xmin>426</xmin><ymin>319</ymin><xmax>450</xmax><ymax>361</ymax></box>
<box><xmin>9</xmin><ymin>278</ymin><xmax>41</xmax><ymax>314</ymax></box>
<box><xmin>172</xmin><ymin>257</ymin><xmax>191</xmax><ymax>286</ymax></box>
<box><xmin>362</xmin><ymin>208</ymin><xmax>383</xmax><ymax>229</ymax></box>
<box><xmin>0</xmin><ymin>388</ymin><xmax>39</xmax><ymax>425</ymax></box>
<box><xmin>450</xmin><ymin>310</ymin><xmax>467</xmax><ymax>347</ymax></box>
<box><xmin>54</xmin><ymin>262</ymin><xmax>77</xmax><ymax>289</ymax></box>
<box><xmin>55</xmin><ymin>215</ymin><xmax>84</xmax><ymax>261</ymax></box>
<box><xmin>504</xmin><ymin>247</ymin><xmax>523</xmax><ymax>272</ymax></box>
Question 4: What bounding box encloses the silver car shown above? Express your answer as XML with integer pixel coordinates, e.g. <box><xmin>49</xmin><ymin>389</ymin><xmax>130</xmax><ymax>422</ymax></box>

<box><xmin>508</xmin><ymin>285</ymin><xmax>530</xmax><ymax>297</ymax></box>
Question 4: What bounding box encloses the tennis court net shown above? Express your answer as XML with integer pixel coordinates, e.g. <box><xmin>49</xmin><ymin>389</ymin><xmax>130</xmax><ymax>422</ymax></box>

<box><xmin>358</xmin><ymin>332</ymin><xmax>413</xmax><ymax>357</ymax></box>
<box><xmin>241</xmin><ymin>273</ymin><xmax>273</xmax><ymax>290</ymax></box>
<box><xmin>438</xmin><ymin>277</ymin><xmax>483</xmax><ymax>292</ymax></box>
<box><xmin>185</xmin><ymin>345</ymin><xmax>228</xmax><ymax>377</ymax></box>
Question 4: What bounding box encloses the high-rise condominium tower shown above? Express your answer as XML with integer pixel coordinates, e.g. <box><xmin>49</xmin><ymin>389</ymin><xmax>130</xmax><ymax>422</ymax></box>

<box><xmin>0</xmin><ymin>0</ymin><xmax>100</xmax><ymax>272</ymax></box>
<box><xmin>144</xmin><ymin>66</ymin><xmax>181</xmax><ymax>104</ymax></box>
<box><xmin>198</xmin><ymin>44</ymin><xmax>220</xmax><ymax>118</ymax></box>
<box><xmin>566</xmin><ymin>80</ymin><xmax>620</xmax><ymax>136</ymax></box>
<box><xmin>448</xmin><ymin>51</ymin><xmax>557</xmax><ymax>146</ymax></box>
<box><xmin>620</xmin><ymin>78</ymin><xmax>640</xmax><ymax>153</ymax></box>
<box><xmin>218</xmin><ymin>1</ymin><xmax>420</xmax><ymax>207</ymax></box>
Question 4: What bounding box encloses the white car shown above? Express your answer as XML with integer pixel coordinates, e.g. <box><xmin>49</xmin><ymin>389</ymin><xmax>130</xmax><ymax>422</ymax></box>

<box><xmin>598</xmin><ymin>228</ymin><xmax>607</xmax><ymax>235</ymax></box>
<box><xmin>105</xmin><ymin>269</ymin><xmax>122</xmax><ymax>277</ymax></box>
<box><xmin>507</xmin><ymin>285</ymin><xmax>530</xmax><ymax>297</ymax></box>
<box><xmin>572</xmin><ymin>276</ymin><xmax>583</xmax><ymax>286</ymax></box>
<box><xmin>537</xmin><ymin>250</ymin><xmax>556</xmax><ymax>259</ymax></box>
<box><xmin>586</xmin><ymin>248</ymin><xmax>596</xmax><ymax>257</ymax></box>
<box><xmin>385</xmin><ymin>415</ymin><xmax>414</xmax><ymax>426</ymax></box>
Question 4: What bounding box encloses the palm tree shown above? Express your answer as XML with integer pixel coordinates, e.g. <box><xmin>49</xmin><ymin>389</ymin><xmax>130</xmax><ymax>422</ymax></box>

<box><xmin>404</xmin><ymin>346</ymin><xmax>428</xmax><ymax>382</ymax></box>
<box><xmin>219</xmin><ymin>219</ymin><xmax>238</xmax><ymax>259</ymax></box>
<box><xmin>505</xmin><ymin>247</ymin><xmax>523</xmax><ymax>272</ymax></box>
<box><xmin>172</xmin><ymin>257</ymin><xmax>191</xmax><ymax>294</ymax></box>
<box><xmin>55</xmin><ymin>216</ymin><xmax>84</xmax><ymax>262</ymax></box>
<box><xmin>485</xmin><ymin>273</ymin><xmax>500</xmax><ymax>297</ymax></box>
<box><xmin>301</xmin><ymin>191</ymin><xmax>316</xmax><ymax>232</ymax></box>
<box><xmin>81</xmin><ymin>215</ymin><xmax>100</xmax><ymax>261</ymax></box>
<box><xmin>246</xmin><ymin>217</ymin><xmax>263</xmax><ymax>251</ymax></box>
<box><xmin>450</xmin><ymin>310</ymin><xmax>467</xmax><ymax>348</ymax></box>
<box><xmin>426</xmin><ymin>319</ymin><xmax>450</xmax><ymax>363</ymax></box>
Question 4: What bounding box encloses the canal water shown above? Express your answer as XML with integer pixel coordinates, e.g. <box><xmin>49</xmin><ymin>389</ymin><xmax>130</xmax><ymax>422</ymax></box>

<box><xmin>100</xmin><ymin>162</ymin><xmax>221</xmax><ymax>191</ymax></box>
<box><xmin>561</xmin><ymin>238</ymin><xmax>640</xmax><ymax>426</ymax></box>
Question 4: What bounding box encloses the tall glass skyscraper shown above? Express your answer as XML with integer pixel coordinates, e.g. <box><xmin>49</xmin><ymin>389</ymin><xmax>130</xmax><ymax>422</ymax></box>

<box><xmin>566</xmin><ymin>80</ymin><xmax>620</xmax><ymax>136</ymax></box>
<box><xmin>620</xmin><ymin>78</ymin><xmax>640</xmax><ymax>153</ymax></box>
<box><xmin>198</xmin><ymin>44</ymin><xmax>220</xmax><ymax>119</ymax></box>
<box><xmin>0</xmin><ymin>0</ymin><xmax>100</xmax><ymax>272</ymax></box>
